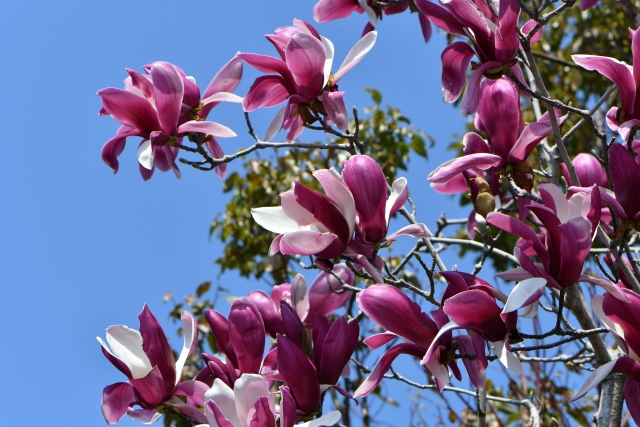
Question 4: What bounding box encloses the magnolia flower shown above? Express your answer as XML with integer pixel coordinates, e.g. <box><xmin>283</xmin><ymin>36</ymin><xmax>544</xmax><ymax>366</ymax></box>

<box><xmin>561</xmin><ymin>153</ymin><xmax>608</xmax><ymax>188</ymax></box>
<box><xmin>489</xmin><ymin>183</ymin><xmax>628</xmax><ymax>315</ymax></box>
<box><xmin>98</xmin><ymin>59</ymin><xmax>242</xmax><ymax>180</ymax></box>
<box><xmin>428</xmin><ymin>78</ymin><xmax>563</xmax><ymax>195</ymax></box>
<box><xmin>197</xmin><ymin>374</ymin><xmax>341</xmax><ymax>427</ymax></box>
<box><xmin>572</xmin><ymin>288</ymin><xmax>639</xmax><ymax>425</ymax></box>
<box><xmin>573</xmin><ymin>27</ymin><xmax>640</xmax><ymax>140</ymax></box>
<box><xmin>247</xmin><ymin>265</ymin><xmax>355</xmax><ymax>336</ymax></box>
<box><xmin>98</xmin><ymin>305</ymin><xmax>206</xmax><ymax>425</ymax></box>
<box><xmin>415</xmin><ymin>0</ymin><xmax>542</xmax><ymax>115</ymax></box>
<box><xmin>239</xmin><ymin>19</ymin><xmax>376</xmax><ymax>141</ymax></box>
<box><xmin>313</xmin><ymin>0</ymin><xmax>432</xmax><ymax>43</ymax></box>
<box><xmin>354</xmin><ymin>284</ymin><xmax>441</xmax><ymax>397</ymax></box>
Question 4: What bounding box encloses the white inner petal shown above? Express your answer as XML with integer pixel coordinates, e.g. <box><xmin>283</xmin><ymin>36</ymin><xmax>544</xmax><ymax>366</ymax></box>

<box><xmin>104</xmin><ymin>325</ymin><xmax>153</xmax><ymax>379</ymax></box>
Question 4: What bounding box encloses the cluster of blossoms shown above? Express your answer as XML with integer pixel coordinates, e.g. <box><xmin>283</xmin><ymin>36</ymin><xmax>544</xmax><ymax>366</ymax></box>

<box><xmin>96</xmin><ymin>0</ymin><xmax>640</xmax><ymax>424</ymax></box>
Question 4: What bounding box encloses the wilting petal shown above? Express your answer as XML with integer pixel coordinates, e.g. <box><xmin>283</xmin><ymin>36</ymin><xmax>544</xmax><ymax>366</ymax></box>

<box><xmin>572</xmin><ymin>55</ymin><xmax>636</xmax><ymax>116</ymax></box>
<box><xmin>501</xmin><ymin>277</ymin><xmax>547</xmax><ymax>315</ymax></box>
<box><xmin>460</xmin><ymin>62</ymin><xmax>502</xmax><ymax>116</ymax></box>
<box><xmin>203</xmin><ymin>56</ymin><xmax>243</xmax><ymax>99</ymax></box>
<box><xmin>101</xmin><ymin>325</ymin><xmax>152</xmax><ymax>380</ymax></box>
<box><xmin>150</xmin><ymin>62</ymin><xmax>184</xmax><ymax>135</ymax></box>
<box><xmin>428</xmin><ymin>153</ymin><xmax>504</xmax><ymax>184</ymax></box>
<box><xmin>609</xmin><ymin>143</ymin><xmax>640</xmax><ymax>219</ymax></box>
<box><xmin>323</xmin><ymin>91</ymin><xmax>349</xmax><ymax>130</ymax></box>
<box><xmin>333</xmin><ymin>31</ymin><xmax>377</xmax><ymax>83</ymax></box>
<box><xmin>101</xmin><ymin>383</ymin><xmax>135</xmax><ymax>425</ymax></box>
<box><xmin>97</xmin><ymin>88</ymin><xmax>160</xmax><ymax>133</ymax></box>
<box><xmin>353</xmin><ymin>343</ymin><xmax>425</xmax><ymax>398</ymax></box>
<box><xmin>356</xmin><ymin>285</ymin><xmax>439</xmax><ymax>349</ymax></box>
<box><xmin>441</xmin><ymin>42</ymin><xmax>476</xmax><ymax>102</ymax></box>
<box><xmin>443</xmin><ymin>290</ymin><xmax>507</xmax><ymax>342</ymax></box>
<box><xmin>415</xmin><ymin>0</ymin><xmax>465</xmax><ymax>35</ymax></box>
<box><xmin>228</xmin><ymin>300</ymin><xmax>265</xmax><ymax>374</ymax></box>
<box><xmin>174</xmin><ymin>311</ymin><xmax>199</xmax><ymax>385</ymax></box>
<box><xmin>277</xmin><ymin>334</ymin><xmax>320</xmax><ymax>413</ymax></box>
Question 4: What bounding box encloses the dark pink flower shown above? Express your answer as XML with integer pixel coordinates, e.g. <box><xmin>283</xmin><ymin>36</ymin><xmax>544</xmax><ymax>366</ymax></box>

<box><xmin>98</xmin><ymin>306</ymin><xmax>206</xmax><ymax>425</ymax></box>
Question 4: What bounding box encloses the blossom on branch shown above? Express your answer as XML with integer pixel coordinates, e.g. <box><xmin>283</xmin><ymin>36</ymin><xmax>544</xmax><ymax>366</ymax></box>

<box><xmin>98</xmin><ymin>59</ymin><xmax>242</xmax><ymax>180</ymax></box>
<box><xmin>98</xmin><ymin>305</ymin><xmax>206</xmax><ymax>425</ymax></box>
<box><xmin>239</xmin><ymin>19</ymin><xmax>376</xmax><ymax>141</ymax></box>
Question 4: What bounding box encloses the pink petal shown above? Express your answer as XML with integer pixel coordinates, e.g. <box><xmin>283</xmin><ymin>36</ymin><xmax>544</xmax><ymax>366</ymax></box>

<box><xmin>228</xmin><ymin>299</ymin><xmax>266</xmax><ymax>374</ymax></box>
<box><xmin>414</xmin><ymin>0</ymin><xmax>465</xmax><ymax>35</ymax></box>
<box><xmin>237</xmin><ymin>53</ymin><xmax>297</xmax><ymax>94</ymax></box>
<box><xmin>279</xmin><ymin>230</ymin><xmax>339</xmax><ymax>256</ymax></box>
<box><xmin>428</xmin><ymin>153</ymin><xmax>504</xmax><ymax>184</ymax></box>
<box><xmin>609</xmin><ymin>143</ymin><xmax>640</xmax><ymax>219</ymax></box>
<box><xmin>322</xmin><ymin>91</ymin><xmax>349</xmax><ymax>130</ymax></box>
<box><xmin>242</xmin><ymin>75</ymin><xmax>290</xmax><ymax>112</ymax></box>
<box><xmin>277</xmin><ymin>334</ymin><xmax>320</xmax><ymax>413</ymax></box>
<box><xmin>177</xmin><ymin>120</ymin><xmax>236</xmax><ymax>138</ymax></box>
<box><xmin>97</xmin><ymin>88</ymin><xmax>160</xmax><ymax>132</ymax></box>
<box><xmin>478</xmin><ymin>77</ymin><xmax>521</xmax><ymax>160</ymax></box>
<box><xmin>494</xmin><ymin>0</ymin><xmax>520</xmax><ymax>63</ymax></box>
<box><xmin>460</xmin><ymin>62</ymin><xmax>502</xmax><ymax>116</ymax></box>
<box><xmin>101</xmin><ymin>383</ymin><xmax>135</xmax><ymax>425</ymax></box>
<box><xmin>313</xmin><ymin>0</ymin><xmax>363</xmax><ymax>23</ymax></box>
<box><xmin>441</xmin><ymin>41</ymin><xmax>476</xmax><ymax>102</ymax></box>
<box><xmin>603</xmin><ymin>289</ymin><xmax>640</xmax><ymax>359</ymax></box>
<box><xmin>486</xmin><ymin>212</ymin><xmax>549</xmax><ymax>269</ymax></box>
<box><xmin>150</xmin><ymin>62</ymin><xmax>184</xmax><ymax>135</ymax></box>
<box><xmin>333</xmin><ymin>31</ymin><xmax>377</xmax><ymax>83</ymax></box>
<box><xmin>138</xmin><ymin>305</ymin><xmax>176</xmax><ymax>393</ymax></box>
<box><xmin>624</xmin><ymin>380</ymin><xmax>640</xmax><ymax>424</ymax></box>
<box><xmin>306</xmin><ymin>264</ymin><xmax>354</xmax><ymax>321</ymax></box>
<box><xmin>443</xmin><ymin>290</ymin><xmax>507</xmax><ymax>342</ymax></box>
<box><xmin>203</xmin><ymin>56</ymin><xmax>243</xmax><ymax>99</ymax></box>
<box><xmin>286</xmin><ymin>33</ymin><xmax>326</xmax><ymax>99</ymax></box>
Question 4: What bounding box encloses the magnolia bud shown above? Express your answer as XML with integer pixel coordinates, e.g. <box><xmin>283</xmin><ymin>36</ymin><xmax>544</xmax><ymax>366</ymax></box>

<box><xmin>473</xmin><ymin>177</ymin><xmax>496</xmax><ymax>218</ymax></box>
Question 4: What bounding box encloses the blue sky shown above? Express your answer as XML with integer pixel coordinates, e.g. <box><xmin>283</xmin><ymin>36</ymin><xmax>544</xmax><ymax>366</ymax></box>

<box><xmin>0</xmin><ymin>1</ymin><xmax>547</xmax><ymax>426</ymax></box>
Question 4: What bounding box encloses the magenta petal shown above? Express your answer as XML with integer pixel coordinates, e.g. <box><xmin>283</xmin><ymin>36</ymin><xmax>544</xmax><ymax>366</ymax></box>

<box><xmin>101</xmin><ymin>383</ymin><xmax>135</xmax><ymax>425</ymax></box>
<box><xmin>277</xmin><ymin>334</ymin><xmax>320</xmax><ymax>413</ymax></box>
<box><xmin>494</xmin><ymin>0</ymin><xmax>520</xmax><ymax>63</ymax></box>
<box><xmin>556</xmin><ymin>217</ymin><xmax>592</xmax><ymax>287</ymax></box>
<box><xmin>624</xmin><ymin>380</ymin><xmax>640</xmax><ymax>425</ymax></box>
<box><xmin>249</xmin><ymin>396</ymin><xmax>276</xmax><ymax>427</ymax></box>
<box><xmin>443</xmin><ymin>290</ymin><xmax>507</xmax><ymax>342</ymax></box>
<box><xmin>353</xmin><ymin>343</ymin><xmax>425</xmax><ymax>398</ymax></box>
<box><xmin>572</xmin><ymin>55</ymin><xmax>636</xmax><ymax>116</ymax></box>
<box><xmin>521</xmin><ymin>20</ymin><xmax>543</xmax><ymax>44</ymax></box>
<box><xmin>126</xmin><ymin>408</ymin><xmax>161</xmax><ymax>424</ymax></box>
<box><xmin>443</xmin><ymin>0</ymin><xmax>491</xmax><ymax>39</ymax></box>
<box><xmin>242</xmin><ymin>76</ymin><xmax>290</xmax><ymax>112</ymax></box>
<box><xmin>294</xmin><ymin>182</ymin><xmax>350</xmax><ymax>244</ymax></box>
<box><xmin>129</xmin><ymin>366</ymin><xmax>167</xmax><ymax>407</ymax></box>
<box><xmin>428</xmin><ymin>153</ymin><xmax>504</xmax><ymax>184</ymax></box>
<box><xmin>460</xmin><ymin>62</ymin><xmax>502</xmax><ymax>116</ymax></box>
<box><xmin>323</xmin><ymin>91</ymin><xmax>349</xmax><ymax>130</ymax></box>
<box><xmin>441</xmin><ymin>42</ymin><xmax>476</xmax><ymax>102</ymax></box>
<box><xmin>281</xmin><ymin>301</ymin><xmax>304</xmax><ymax>346</ymax></box>
<box><xmin>580</xmin><ymin>0</ymin><xmax>599</xmax><ymax>10</ymax></box>
<box><xmin>609</xmin><ymin>143</ymin><xmax>640</xmax><ymax>219</ymax></box>
<box><xmin>126</xmin><ymin>68</ymin><xmax>154</xmax><ymax>98</ymax></box>
<box><xmin>508</xmin><ymin>113</ymin><xmax>561</xmax><ymax>163</ymax></box>
<box><xmin>98</xmin><ymin>88</ymin><xmax>160</xmax><ymax>132</ymax></box>
<box><xmin>463</xmin><ymin>132</ymin><xmax>490</xmax><ymax>154</ymax></box>
<box><xmin>478</xmin><ymin>78</ymin><xmax>521</xmax><ymax>160</ymax></box>
<box><xmin>343</xmin><ymin>155</ymin><xmax>388</xmax><ymax>242</ymax></box>
<box><xmin>414</xmin><ymin>0</ymin><xmax>465</xmax><ymax>35</ymax></box>
<box><xmin>237</xmin><ymin>53</ymin><xmax>298</xmax><ymax>94</ymax></box>
<box><xmin>101</xmin><ymin>133</ymin><xmax>129</xmax><ymax>173</ymax></box>
<box><xmin>306</xmin><ymin>265</ymin><xmax>354</xmax><ymax>321</ymax></box>
<box><xmin>286</xmin><ymin>33</ymin><xmax>326</xmax><ymax>99</ymax></box>
<box><xmin>313</xmin><ymin>0</ymin><xmax>362</xmax><ymax>23</ymax></box>
<box><xmin>454</xmin><ymin>335</ymin><xmax>486</xmax><ymax>389</ymax></box>
<box><xmin>430</xmin><ymin>172</ymin><xmax>469</xmax><ymax>194</ymax></box>
<box><xmin>203</xmin><ymin>136</ymin><xmax>227</xmax><ymax>178</ymax></box>
<box><xmin>603</xmin><ymin>289</ymin><xmax>640</xmax><ymax>360</ymax></box>
<box><xmin>356</xmin><ymin>285</ymin><xmax>438</xmax><ymax>349</ymax></box>
<box><xmin>150</xmin><ymin>62</ymin><xmax>184</xmax><ymax>135</ymax></box>
<box><xmin>486</xmin><ymin>212</ymin><xmax>549</xmax><ymax>269</ymax></box>
<box><xmin>204</xmin><ymin>310</ymin><xmax>238</xmax><ymax>367</ymax></box>
<box><xmin>319</xmin><ymin>316</ymin><xmax>358</xmax><ymax>385</ymax></box>
<box><xmin>177</xmin><ymin>120</ymin><xmax>236</xmax><ymax>138</ymax></box>
<box><xmin>247</xmin><ymin>290</ymin><xmax>285</xmax><ymax>337</ymax></box>
<box><xmin>363</xmin><ymin>332</ymin><xmax>397</xmax><ymax>350</ymax></box>
<box><xmin>206</xmin><ymin>400</ymin><xmax>236</xmax><ymax>427</ymax></box>
<box><xmin>228</xmin><ymin>299</ymin><xmax>266</xmax><ymax>374</ymax></box>
<box><xmin>203</xmin><ymin>56</ymin><xmax>243</xmax><ymax>99</ymax></box>
<box><xmin>279</xmin><ymin>230</ymin><xmax>338</xmax><ymax>256</ymax></box>
<box><xmin>138</xmin><ymin>305</ymin><xmax>176</xmax><ymax>393</ymax></box>
<box><xmin>418</xmin><ymin>11</ymin><xmax>433</xmax><ymax>42</ymax></box>
<box><xmin>174</xmin><ymin>380</ymin><xmax>209</xmax><ymax>407</ymax></box>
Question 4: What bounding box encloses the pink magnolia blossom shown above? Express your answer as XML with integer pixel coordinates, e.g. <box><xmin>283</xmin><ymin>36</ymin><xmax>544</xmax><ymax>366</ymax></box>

<box><xmin>561</xmin><ymin>153</ymin><xmax>608</xmax><ymax>188</ymax></box>
<box><xmin>199</xmin><ymin>374</ymin><xmax>341</xmax><ymax>427</ymax></box>
<box><xmin>428</xmin><ymin>78</ymin><xmax>564</xmax><ymax>196</ymax></box>
<box><xmin>572</xmin><ymin>288</ymin><xmax>640</xmax><ymax>425</ymax></box>
<box><xmin>99</xmin><ymin>59</ymin><xmax>242</xmax><ymax>180</ymax></box>
<box><xmin>415</xmin><ymin>0</ymin><xmax>542</xmax><ymax>115</ymax></box>
<box><xmin>313</xmin><ymin>0</ymin><xmax>432</xmax><ymax>43</ymax></box>
<box><xmin>239</xmin><ymin>19</ymin><xmax>376</xmax><ymax>141</ymax></box>
<box><xmin>98</xmin><ymin>305</ymin><xmax>206</xmax><ymax>425</ymax></box>
<box><xmin>573</xmin><ymin>27</ymin><xmax>640</xmax><ymax>140</ymax></box>
<box><xmin>247</xmin><ymin>265</ymin><xmax>355</xmax><ymax>336</ymax></box>
<box><xmin>489</xmin><ymin>184</ymin><xmax>629</xmax><ymax>315</ymax></box>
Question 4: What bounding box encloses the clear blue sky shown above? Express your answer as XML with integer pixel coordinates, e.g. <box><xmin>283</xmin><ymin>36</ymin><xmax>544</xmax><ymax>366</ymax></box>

<box><xmin>0</xmin><ymin>1</ymin><xmax>543</xmax><ymax>426</ymax></box>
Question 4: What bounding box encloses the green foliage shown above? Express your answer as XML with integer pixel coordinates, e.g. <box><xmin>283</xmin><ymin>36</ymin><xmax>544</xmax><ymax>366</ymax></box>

<box><xmin>209</xmin><ymin>89</ymin><xmax>432</xmax><ymax>283</ymax></box>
